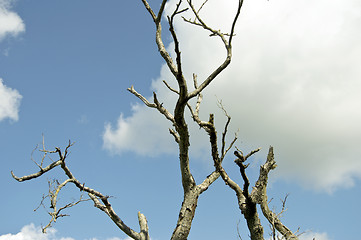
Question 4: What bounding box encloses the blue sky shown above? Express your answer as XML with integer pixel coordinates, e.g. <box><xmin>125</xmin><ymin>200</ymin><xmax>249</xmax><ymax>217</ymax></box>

<box><xmin>1</xmin><ymin>0</ymin><xmax>360</xmax><ymax>239</ymax></box>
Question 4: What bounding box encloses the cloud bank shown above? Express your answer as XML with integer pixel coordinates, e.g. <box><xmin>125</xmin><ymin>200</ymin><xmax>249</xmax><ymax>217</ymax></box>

<box><xmin>103</xmin><ymin>0</ymin><xmax>361</xmax><ymax>192</ymax></box>
<box><xmin>0</xmin><ymin>0</ymin><xmax>25</xmax><ymax>41</ymax></box>
<box><xmin>0</xmin><ymin>78</ymin><xmax>22</xmax><ymax>122</ymax></box>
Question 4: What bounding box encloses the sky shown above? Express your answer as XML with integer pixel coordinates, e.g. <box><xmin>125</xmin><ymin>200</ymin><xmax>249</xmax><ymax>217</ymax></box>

<box><xmin>1</xmin><ymin>0</ymin><xmax>360</xmax><ymax>239</ymax></box>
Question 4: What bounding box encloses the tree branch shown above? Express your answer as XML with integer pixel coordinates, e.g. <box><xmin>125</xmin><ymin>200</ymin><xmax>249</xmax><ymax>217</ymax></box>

<box><xmin>217</xmin><ymin>100</ymin><xmax>238</xmax><ymax>162</ymax></box>
<box><xmin>251</xmin><ymin>147</ymin><xmax>299</xmax><ymax>240</ymax></box>
<box><xmin>185</xmin><ymin>0</ymin><xmax>245</xmax><ymax>100</ymax></box>
<box><xmin>12</xmin><ymin>141</ymin><xmax>150</xmax><ymax>240</ymax></box>
<box><xmin>229</xmin><ymin>0</ymin><xmax>244</xmax><ymax>45</ymax></box>
<box><xmin>39</xmin><ymin>179</ymin><xmax>90</xmax><ymax>233</ymax></box>
<box><xmin>141</xmin><ymin>0</ymin><xmax>178</xmax><ymax>77</ymax></box>
<box><xmin>140</xmin><ymin>0</ymin><xmax>157</xmax><ymax>21</ymax></box>
<box><xmin>214</xmin><ymin>144</ymin><xmax>268</xmax><ymax>239</ymax></box>
<box><xmin>168</xmin><ymin>0</ymin><xmax>188</xmax><ymax>99</ymax></box>
<box><xmin>127</xmin><ymin>85</ymin><xmax>175</xmax><ymax>123</ymax></box>
<box><xmin>11</xmin><ymin>160</ymin><xmax>62</xmax><ymax>182</ymax></box>
<box><xmin>163</xmin><ymin>80</ymin><xmax>179</xmax><ymax>94</ymax></box>
<box><xmin>197</xmin><ymin>171</ymin><xmax>220</xmax><ymax>193</ymax></box>
<box><xmin>234</xmin><ymin>150</ymin><xmax>251</xmax><ymax>199</ymax></box>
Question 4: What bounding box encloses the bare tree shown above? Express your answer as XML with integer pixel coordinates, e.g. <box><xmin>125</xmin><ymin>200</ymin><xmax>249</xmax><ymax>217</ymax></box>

<box><xmin>11</xmin><ymin>1</ymin><xmax>301</xmax><ymax>239</ymax></box>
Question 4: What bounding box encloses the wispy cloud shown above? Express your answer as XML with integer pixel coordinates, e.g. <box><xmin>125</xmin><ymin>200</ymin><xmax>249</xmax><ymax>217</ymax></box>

<box><xmin>78</xmin><ymin>114</ymin><xmax>89</xmax><ymax>124</ymax></box>
<box><xmin>103</xmin><ymin>0</ymin><xmax>361</xmax><ymax>192</ymax></box>
<box><xmin>0</xmin><ymin>78</ymin><xmax>22</xmax><ymax>122</ymax></box>
<box><xmin>0</xmin><ymin>0</ymin><xmax>25</xmax><ymax>41</ymax></box>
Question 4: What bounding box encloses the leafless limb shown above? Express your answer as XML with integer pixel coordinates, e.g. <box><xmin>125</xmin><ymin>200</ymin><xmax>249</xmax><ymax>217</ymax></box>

<box><xmin>192</xmin><ymin>74</ymin><xmax>202</xmax><ymax>116</ymax></box>
<box><xmin>237</xmin><ymin>220</ymin><xmax>243</xmax><ymax>240</ymax></box>
<box><xmin>268</xmin><ymin>194</ymin><xmax>291</xmax><ymax>240</ymax></box>
<box><xmin>210</xmin><ymin>144</ymin><xmax>300</xmax><ymax>240</ymax></box>
<box><xmin>12</xmin><ymin>141</ymin><xmax>150</xmax><ymax>240</ymax></box>
<box><xmin>127</xmin><ymin>85</ymin><xmax>175</xmax><ymax>123</ymax></box>
<box><xmin>141</xmin><ymin>0</ymin><xmax>178</xmax><ymax>77</ymax></box>
<box><xmin>185</xmin><ymin>0</ymin><xmax>244</xmax><ymax>100</ymax></box>
<box><xmin>169</xmin><ymin>128</ymin><xmax>180</xmax><ymax>143</ymax></box>
<box><xmin>196</xmin><ymin>0</ymin><xmax>209</xmax><ymax>14</ymax></box>
<box><xmin>163</xmin><ymin>80</ymin><xmax>179</xmax><ymax>94</ymax></box>
<box><xmin>217</xmin><ymin>100</ymin><xmax>238</xmax><ymax>161</ymax></box>
<box><xmin>38</xmin><ymin>179</ymin><xmax>90</xmax><ymax>233</ymax></box>
<box><xmin>251</xmin><ymin>148</ymin><xmax>298</xmax><ymax>240</ymax></box>
<box><xmin>167</xmin><ymin>0</ymin><xmax>188</xmax><ymax>99</ymax></box>
<box><xmin>11</xmin><ymin>160</ymin><xmax>61</xmax><ymax>182</ymax></box>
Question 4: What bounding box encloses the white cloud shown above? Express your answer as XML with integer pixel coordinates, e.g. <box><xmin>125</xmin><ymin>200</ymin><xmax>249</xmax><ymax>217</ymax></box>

<box><xmin>0</xmin><ymin>0</ymin><xmax>25</xmax><ymax>41</ymax></box>
<box><xmin>103</xmin><ymin>0</ymin><xmax>361</xmax><ymax>192</ymax></box>
<box><xmin>105</xmin><ymin>238</ymin><xmax>130</xmax><ymax>240</ymax></box>
<box><xmin>299</xmin><ymin>231</ymin><xmax>330</xmax><ymax>240</ymax></box>
<box><xmin>86</xmin><ymin>237</ymin><xmax>131</xmax><ymax>240</ymax></box>
<box><xmin>0</xmin><ymin>224</ymin><xmax>131</xmax><ymax>240</ymax></box>
<box><xmin>0</xmin><ymin>223</ymin><xmax>75</xmax><ymax>240</ymax></box>
<box><xmin>103</xmin><ymin>104</ymin><xmax>177</xmax><ymax>156</ymax></box>
<box><xmin>0</xmin><ymin>78</ymin><xmax>22</xmax><ymax>122</ymax></box>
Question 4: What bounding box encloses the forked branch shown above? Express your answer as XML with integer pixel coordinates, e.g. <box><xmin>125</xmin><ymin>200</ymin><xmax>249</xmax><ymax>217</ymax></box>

<box><xmin>11</xmin><ymin>141</ymin><xmax>150</xmax><ymax>240</ymax></box>
<box><xmin>251</xmin><ymin>148</ymin><xmax>298</xmax><ymax>240</ymax></box>
<box><xmin>37</xmin><ymin>179</ymin><xmax>89</xmax><ymax>233</ymax></box>
<box><xmin>141</xmin><ymin>0</ymin><xmax>178</xmax><ymax>77</ymax></box>
<box><xmin>186</xmin><ymin>0</ymin><xmax>244</xmax><ymax>99</ymax></box>
<box><xmin>214</xmin><ymin>145</ymin><xmax>299</xmax><ymax>240</ymax></box>
<box><xmin>127</xmin><ymin>85</ymin><xmax>175</xmax><ymax>123</ymax></box>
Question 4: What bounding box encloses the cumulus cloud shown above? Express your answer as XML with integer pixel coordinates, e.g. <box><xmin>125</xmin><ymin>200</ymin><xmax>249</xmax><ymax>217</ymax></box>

<box><xmin>103</xmin><ymin>0</ymin><xmax>361</xmax><ymax>192</ymax></box>
<box><xmin>103</xmin><ymin>106</ymin><xmax>176</xmax><ymax>156</ymax></box>
<box><xmin>0</xmin><ymin>223</ymin><xmax>74</xmax><ymax>240</ymax></box>
<box><xmin>0</xmin><ymin>78</ymin><xmax>22</xmax><ymax>122</ymax></box>
<box><xmin>0</xmin><ymin>224</ymin><xmax>131</xmax><ymax>240</ymax></box>
<box><xmin>0</xmin><ymin>0</ymin><xmax>25</xmax><ymax>41</ymax></box>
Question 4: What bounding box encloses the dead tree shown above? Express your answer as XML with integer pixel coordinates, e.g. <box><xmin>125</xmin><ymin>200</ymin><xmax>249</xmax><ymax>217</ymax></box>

<box><xmin>12</xmin><ymin>1</ymin><xmax>300</xmax><ymax>239</ymax></box>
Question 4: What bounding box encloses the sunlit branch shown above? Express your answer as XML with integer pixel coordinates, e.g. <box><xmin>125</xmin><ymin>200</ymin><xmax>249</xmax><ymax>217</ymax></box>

<box><xmin>141</xmin><ymin>0</ymin><xmax>178</xmax><ymax>77</ymax></box>
<box><xmin>127</xmin><ymin>85</ymin><xmax>175</xmax><ymax>123</ymax></box>
<box><xmin>185</xmin><ymin>0</ymin><xmax>244</xmax><ymax>100</ymax></box>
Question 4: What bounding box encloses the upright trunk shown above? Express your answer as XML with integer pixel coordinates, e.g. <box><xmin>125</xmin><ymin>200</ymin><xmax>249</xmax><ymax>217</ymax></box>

<box><xmin>171</xmin><ymin>189</ymin><xmax>199</xmax><ymax>240</ymax></box>
<box><xmin>242</xmin><ymin>201</ymin><xmax>264</xmax><ymax>240</ymax></box>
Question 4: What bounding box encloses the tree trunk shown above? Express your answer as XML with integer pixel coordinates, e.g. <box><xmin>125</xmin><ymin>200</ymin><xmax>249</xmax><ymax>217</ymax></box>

<box><xmin>171</xmin><ymin>189</ymin><xmax>199</xmax><ymax>240</ymax></box>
